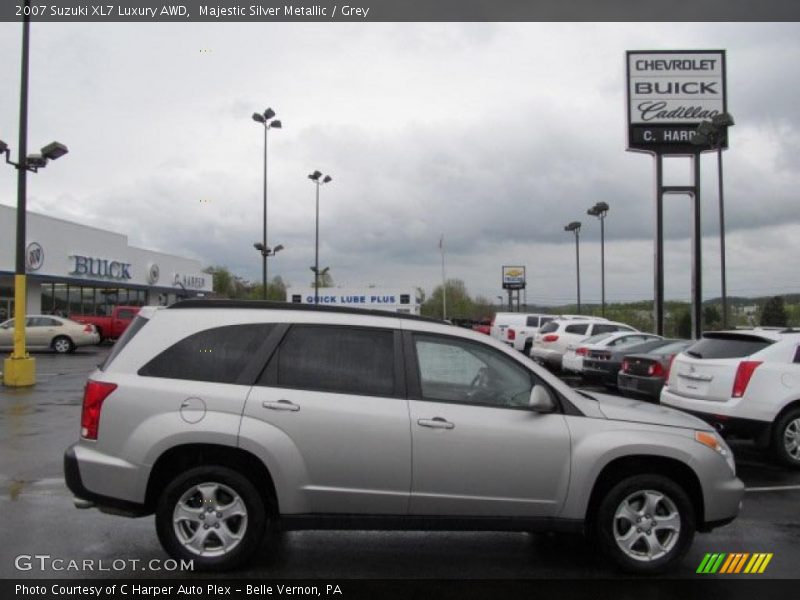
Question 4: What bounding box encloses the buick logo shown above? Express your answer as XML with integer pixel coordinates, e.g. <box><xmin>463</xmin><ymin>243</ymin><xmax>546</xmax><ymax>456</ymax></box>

<box><xmin>25</xmin><ymin>242</ymin><xmax>44</xmax><ymax>271</ymax></box>
<box><xmin>146</xmin><ymin>263</ymin><xmax>160</xmax><ymax>285</ymax></box>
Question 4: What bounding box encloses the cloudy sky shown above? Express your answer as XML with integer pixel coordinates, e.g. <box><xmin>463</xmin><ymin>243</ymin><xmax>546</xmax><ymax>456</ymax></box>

<box><xmin>0</xmin><ymin>20</ymin><xmax>798</xmax><ymax>305</ymax></box>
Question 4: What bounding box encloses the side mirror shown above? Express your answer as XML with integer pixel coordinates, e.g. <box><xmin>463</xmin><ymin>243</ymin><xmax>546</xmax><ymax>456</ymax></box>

<box><xmin>529</xmin><ymin>385</ymin><xmax>556</xmax><ymax>413</ymax></box>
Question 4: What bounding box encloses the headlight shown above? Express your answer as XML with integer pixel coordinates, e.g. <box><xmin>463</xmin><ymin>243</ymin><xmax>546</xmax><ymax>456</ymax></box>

<box><xmin>695</xmin><ymin>430</ymin><xmax>736</xmax><ymax>475</ymax></box>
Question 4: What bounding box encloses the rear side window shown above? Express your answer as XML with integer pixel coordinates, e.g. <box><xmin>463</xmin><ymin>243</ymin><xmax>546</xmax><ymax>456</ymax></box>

<box><xmin>138</xmin><ymin>324</ymin><xmax>273</xmax><ymax>383</ymax></box>
<box><xmin>101</xmin><ymin>315</ymin><xmax>149</xmax><ymax>371</ymax></box>
<box><xmin>275</xmin><ymin>325</ymin><xmax>395</xmax><ymax>396</ymax></box>
<box><xmin>539</xmin><ymin>321</ymin><xmax>559</xmax><ymax>334</ymax></box>
<box><xmin>565</xmin><ymin>324</ymin><xmax>589</xmax><ymax>335</ymax></box>
<box><xmin>593</xmin><ymin>324</ymin><xmax>621</xmax><ymax>334</ymax></box>
<box><xmin>526</xmin><ymin>316</ymin><xmax>539</xmax><ymax>327</ymax></box>
<box><xmin>686</xmin><ymin>335</ymin><xmax>774</xmax><ymax>359</ymax></box>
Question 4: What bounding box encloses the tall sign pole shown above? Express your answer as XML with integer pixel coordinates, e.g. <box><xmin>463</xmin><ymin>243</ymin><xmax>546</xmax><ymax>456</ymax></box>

<box><xmin>626</xmin><ymin>50</ymin><xmax>727</xmax><ymax>338</ymax></box>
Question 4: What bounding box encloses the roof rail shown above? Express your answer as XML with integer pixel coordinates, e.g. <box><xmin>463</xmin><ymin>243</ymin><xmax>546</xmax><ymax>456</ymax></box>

<box><xmin>168</xmin><ymin>298</ymin><xmax>443</xmax><ymax>324</ymax></box>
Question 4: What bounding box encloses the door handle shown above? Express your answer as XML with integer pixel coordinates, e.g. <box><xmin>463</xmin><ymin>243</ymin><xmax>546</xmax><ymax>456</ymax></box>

<box><xmin>262</xmin><ymin>399</ymin><xmax>300</xmax><ymax>412</ymax></box>
<box><xmin>417</xmin><ymin>417</ymin><xmax>454</xmax><ymax>430</ymax></box>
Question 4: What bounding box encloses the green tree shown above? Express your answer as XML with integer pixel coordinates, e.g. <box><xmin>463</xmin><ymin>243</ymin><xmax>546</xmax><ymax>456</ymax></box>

<box><xmin>248</xmin><ymin>276</ymin><xmax>288</xmax><ymax>301</ymax></box>
<box><xmin>761</xmin><ymin>296</ymin><xmax>788</xmax><ymax>327</ymax></box>
<box><xmin>675</xmin><ymin>310</ymin><xmax>692</xmax><ymax>339</ymax></box>
<box><xmin>703</xmin><ymin>304</ymin><xmax>721</xmax><ymax>331</ymax></box>
<box><xmin>422</xmin><ymin>279</ymin><xmax>485</xmax><ymax>320</ymax></box>
<box><xmin>203</xmin><ymin>265</ymin><xmax>251</xmax><ymax>299</ymax></box>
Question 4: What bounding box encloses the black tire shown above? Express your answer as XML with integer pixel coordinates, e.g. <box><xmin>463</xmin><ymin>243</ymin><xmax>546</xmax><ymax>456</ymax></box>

<box><xmin>156</xmin><ymin>466</ymin><xmax>268</xmax><ymax>571</ymax></box>
<box><xmin>52</xmin><ymin>336</ymin><xmax>75</xmax><ymax>354</ymax></box>
<box><xmin>594</xmin><ymin>474</ymin><xmax>695</xmax><ymax>574</ymax></box>
<box><xmin>771</xmin><ymin>408</ymin><xmax>800</xmax><ymax>469</ymax></box>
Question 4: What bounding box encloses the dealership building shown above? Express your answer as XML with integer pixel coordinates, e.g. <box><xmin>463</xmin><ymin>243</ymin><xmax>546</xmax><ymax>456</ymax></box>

<box><xmin>0</xmin><ymin>205</ymin><xmax>213</xmax><ymax>320</ymax></box>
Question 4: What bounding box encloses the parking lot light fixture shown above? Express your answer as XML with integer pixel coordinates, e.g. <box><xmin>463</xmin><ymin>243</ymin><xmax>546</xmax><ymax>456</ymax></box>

<box><xmin>253</xmin><ymin>107</ymin><xmax>282</xmax><ymax>299</ymax></box>
<box><xmin>564</xmin><ymin>221</ymin><xmax>582</xmax><ymax>314</ymax></box>
<box><xmin>587</xmin><ymin>202</ymin><xmax>610</xmax><ymax>317</ymax></box>
<box><xmin>309</xmin><ymin>171</ymin><xmax>333</xmax><ymax>304</ymax></box>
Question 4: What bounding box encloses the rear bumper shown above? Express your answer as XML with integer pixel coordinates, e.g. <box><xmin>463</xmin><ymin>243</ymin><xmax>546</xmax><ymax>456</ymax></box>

<box><xmin>660</xmin><ymin>390</ymin><xmax>771</xmax><ymax>440</ymax></box>
<box><xmin>64</xmin><ymin>444</ymin><xmax>149</xmax><ymax>517</ymax></box>
<box><xmin>530</xmin><ymin>348</ymin><xmax>562</xmax><ymax>369</ymax></box>
<box><xmin>617</xmin><ymin>373</ymin><xmax>663</xmax><ymax>400</ymax></box>
<box><xmin>582</xmin><ymin>362</ymin><xmax>619</xmax><ymax>384</ymax></box>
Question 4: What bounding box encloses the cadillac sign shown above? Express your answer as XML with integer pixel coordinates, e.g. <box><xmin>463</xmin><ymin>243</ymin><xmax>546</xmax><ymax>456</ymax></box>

<box><xmin>626</xmin><ymin>50</ymin><xmax>727</xmax><ymax>154</ymax></box>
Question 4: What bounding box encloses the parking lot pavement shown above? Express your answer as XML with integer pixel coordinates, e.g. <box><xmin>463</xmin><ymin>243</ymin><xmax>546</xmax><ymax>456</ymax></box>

<box><xmin>1</xmin><ymin>348</ymin><xmax>799</xmax><ymax>579</ymax></box>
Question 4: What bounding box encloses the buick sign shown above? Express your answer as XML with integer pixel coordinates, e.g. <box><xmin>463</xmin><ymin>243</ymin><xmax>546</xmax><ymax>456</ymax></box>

<box><xmin>25</xmin><ymin>242</ymin><xmax>44</xmax><ymax>271</ymax></box>
<box><xmin>146</xmin><ymin>263</ymin><xmax>160</xmax><ymax>285</ymax></box>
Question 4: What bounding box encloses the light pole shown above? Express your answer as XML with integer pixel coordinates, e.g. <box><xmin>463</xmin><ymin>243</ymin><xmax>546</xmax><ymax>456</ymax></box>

<box><xmin>2</xmin><ymin>3</ymin><xmax>69</xmax><ymax>387</ymax></box>
<box><xmin>252</xmin><ymin>108</ymin><xmax>282</xmax><ymax>300</ymax></box>
<box><xmin>587</xmin><ymin>202</ymin><xmax>610</xmax><ymax>317</ymax></box>
<box><xmin>693</xmin><ymin>112</ymin><xmax>734</xmax><ymax>329</ymax></box>
<box><xmin>564</xmin><ymin>221</ymin><xmax>582</xmax><ymax>314</ymax></box>
<box><xmin>308</xmin><ymin>171</ymin><xmax>332</xmax><ymax>304</ymax></box>
<box><xmin>253</xmin><ymin>243</ymin><xmax>284</xmax><ymax>299</ymax></box>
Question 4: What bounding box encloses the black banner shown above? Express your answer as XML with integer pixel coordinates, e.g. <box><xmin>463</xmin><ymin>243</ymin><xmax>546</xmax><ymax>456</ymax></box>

<box><xmin>2</xmin><ymin>0</ymin><xmax>800</xmax><ymax>23</ymax></box>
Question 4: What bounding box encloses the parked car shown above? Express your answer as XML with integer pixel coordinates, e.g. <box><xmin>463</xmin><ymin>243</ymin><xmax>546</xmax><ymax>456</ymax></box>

<box><xmin>65</xmin><ymin>300</ymin><xmax>742</xmax><ymax>573</ymax></box>
<box><xmin>69</xmin><ymin>305</ymin><xmax>141</xmax><ymax>342</ymax></box>
<box><xmin>472</xmin><ymin>318</ymin><xmax>492</xmax><ymax>335</ymax></box>
<box><xmin>489</xmin><ymin>312</ymin><xmax>556</xmax><ymax>353</ymax></box>
<box><xmin>530</xmin><ymin>318</ymin><xmax>637</xmax><ymax>370</ymax></box>
<box><xmin>562</xmin><ymin>332</ymin><xmax>662</xmax><ymax>375</ymax></box>
<box><xmin>660</xmin><ymin>330</ymin><xmax>800</xmax><ymax>468</ymax></box>
<box><xmin>0</xmin><ymin>315</ymin><xmax>100</xmax><ymax>353</ymax></box>
<box><xmin>618</xmin><ymin>340</ymin><xmax>693</xmax><ymax>401</ymax></box>
<box><xmin>581</xmin><ymin>335</ymin><xmax>671</xmax><ymax>386</ymax></box>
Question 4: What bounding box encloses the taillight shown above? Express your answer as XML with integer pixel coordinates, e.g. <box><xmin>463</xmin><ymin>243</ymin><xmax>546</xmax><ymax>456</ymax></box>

<box><xmin>647</xmin><ymin>362</ymin><xmax>665</xmax><ymax>377</ymax></box>
<box><xmin>507</xmin><ymin>329</ymin><xmax>516</xmax><ymax>341</ymax></box>
<box><xmin>83</xmin><ymin>324</ymin><xmax>94</xmax><ymax>333</ymax></box>
<box><xmin>621</xmin><ymin>359</ymin><xmax>630</xmax><ymax>372</ymax></box>
<box><xmin>576</xmin><ymin>347</ymin><xmax>588</xmax><ymax>356</ymax></box>
<box><xmin>543</xmin><ymin>334</ymin><xmax>559</xmax><ymax>342</ymax></box>
<box><xmin>81</xmin><ymin>380</ymin><xmax>117</xmax><ymax>440</ymax></box>
<box><xmin>663</xmin><ymin>354</ymin><xmax>677</xmax><ymax>387</ymax></box>
<box><xmin>731</xmin><ymin>360</ymin><xmax>763</xmax><ymax>398</ymax></box>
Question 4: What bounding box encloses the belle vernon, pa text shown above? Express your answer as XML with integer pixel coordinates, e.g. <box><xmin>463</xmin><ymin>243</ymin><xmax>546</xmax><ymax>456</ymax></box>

<box><xmin>16</xmin><ymin>584</ymin><xmax>343</xmax><ymax>596</ymax></box>
<box><xmin>200</xmin><ymin>4</ymin><xmax>371</xmax><ymax>18</ymax></box>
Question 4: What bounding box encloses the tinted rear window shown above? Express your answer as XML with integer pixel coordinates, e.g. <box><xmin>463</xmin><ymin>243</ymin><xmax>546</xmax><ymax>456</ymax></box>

<box><xmin>526</xmin><ymin>316</ymin><xmax>539</xmax><ymax>327</ymax></box>
<box><xmin>101</xmin><ymin>315</ymin><xmax>149</xmax><ymax>371</ymax></box>
<box><xmin>565</xmin><ymin>323</ymin><xmax>589</xmax><ymax>335</ymax></box>
<box><xmin>539</xmin><ymin>321</ymin><xmax>559</xmax><ymax>334</ymax></box>
<box><xmin>685</xmin><ymin>335</ymin><xmax>774</xmax><ymax>359</ymax></box>
<box><xmin>138</xmin><ymin>324</ymin><xmax>273</xmax><ymax>383</ymax></box>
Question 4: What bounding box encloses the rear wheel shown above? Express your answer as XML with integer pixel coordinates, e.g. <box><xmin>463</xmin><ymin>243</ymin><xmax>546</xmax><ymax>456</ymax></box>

<box><xmin>52</xmin><ymin>336</ymin><xmax>75</xmax><ymax>354</ymax></box>
<box><xmin>772</xmin><ymin>408</ymin><xmax>800</xmax><ymax>469</ymax></box>
<box><xmin>156</xmin><ymin>466</ymin><xmax>268</xmax><ymax>571</ymax></box>
<box><xmin>594</xmin><ymin>474</ymin><xmax>695</xmax><ymax>574</ymax></box>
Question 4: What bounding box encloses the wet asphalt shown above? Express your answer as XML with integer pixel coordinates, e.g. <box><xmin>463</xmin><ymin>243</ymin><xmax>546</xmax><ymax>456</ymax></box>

<box><xmin>1</xmin><ymin>348</ymin><xmax>799</xmax><ymax>580</ymax></box>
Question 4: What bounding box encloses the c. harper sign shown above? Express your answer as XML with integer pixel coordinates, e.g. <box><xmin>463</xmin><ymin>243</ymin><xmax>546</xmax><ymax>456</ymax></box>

<box><xmin>626</xmin><ymin>50</ymin><xmax>726</xmax><ymax>154</ymax></box>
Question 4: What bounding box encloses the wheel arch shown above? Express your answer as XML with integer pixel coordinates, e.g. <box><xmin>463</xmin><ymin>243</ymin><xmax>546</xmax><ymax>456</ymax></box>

<box><xmin>145</xmin><ymin>443</ymin><xmax>278</xmax><ymax>515</ymax></box>
<box><xmin>584</xmin><ymin>454</ymin><xmax>704</xmax><ymax>534</ymax></box>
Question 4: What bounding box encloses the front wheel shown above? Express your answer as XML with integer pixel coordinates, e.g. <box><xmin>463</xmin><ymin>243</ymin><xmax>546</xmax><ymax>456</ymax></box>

<box><xmin>594</xmin><ymin>474</ymin><xmax>695</xmax><ymax>574</ymax></box>
<box><xmin>52</xmin><ymin>336</ymin><xmax>75</xmax><ymax>354</ymax></box>
<box><xmin>772</xmin><ymin>408</ymin><xmax>800</xmax><ymax>469</ymax></box>
<box><xmin>156</xmin><ymin>466</ymin><xmax>267</xmax><ymax>571</ymax></box>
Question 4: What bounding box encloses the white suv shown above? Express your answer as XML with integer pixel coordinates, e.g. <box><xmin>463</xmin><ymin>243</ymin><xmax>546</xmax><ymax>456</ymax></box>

<box><xmin>661</xmin><ymin>330</ymin><xmax>800</xmax><ymax>468</ymax></box>
<box><xmin>489</xmin><ymin>312</ymin><xmax>556</xmax><ymax>353</ymax></box>
<box><xmin>530</xmin><ymin>318</ymin><xmax>637</xmax><ymax>370</ymax></box>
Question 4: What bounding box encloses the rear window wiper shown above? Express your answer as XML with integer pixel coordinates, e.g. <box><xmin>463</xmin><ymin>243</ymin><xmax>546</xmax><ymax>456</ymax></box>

<box><xmin>686</xmin><ymin>350</ymin><xmax>703</xmax><ymax>358</ymax></box>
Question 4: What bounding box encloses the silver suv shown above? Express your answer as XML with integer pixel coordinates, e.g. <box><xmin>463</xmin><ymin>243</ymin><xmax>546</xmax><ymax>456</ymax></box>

<box><xmin>64</xmin><ymin>300</ymin><xmax>743</xmax><ymax>573</ymax></box>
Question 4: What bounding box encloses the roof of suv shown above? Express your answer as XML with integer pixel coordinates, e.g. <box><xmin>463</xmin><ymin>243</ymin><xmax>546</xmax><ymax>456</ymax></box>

<box><xmin>169</xmin><ymin>299</ymin><xmax>443</xmax><ymax>324</ymax></box>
